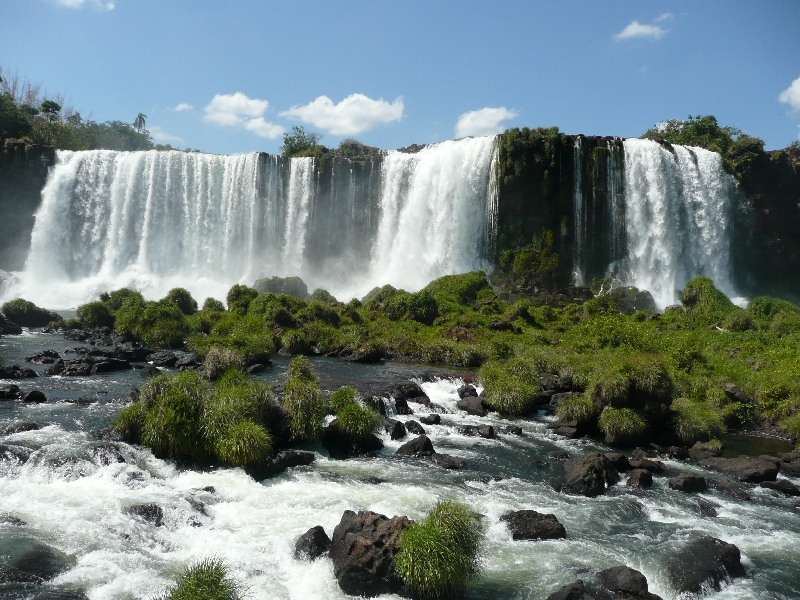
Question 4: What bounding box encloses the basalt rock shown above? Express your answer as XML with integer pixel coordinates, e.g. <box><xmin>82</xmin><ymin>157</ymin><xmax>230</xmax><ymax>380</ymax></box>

<box><xmin>0</xmin><ymin>364</ymin><xmax>38</xmax><ymax>379</ymax></box>
<box><xmin>562</xmin><ymin>452</ymin><xmax>619</xmax><ymax>497</ymax></box>
<box><xmin>628</xmin><ymin>458</ymin><xmax>666</xmax><ymax>473</ymax></box>
<box><xmin>91</xmin><ymin>443</ymin><xmax>125</xmax><ymax>466</ymax></box>
<box><xmin>458</xmin><ymin>424</ymin><xmax>494</xmax><ymax>438</ymax></box>
<box><xmin>419</xmin><ymin>414</ymin><xmax>440</xmax><ymax>425</ymax></box>
<box><xmin>707</xmin><ymin>477</ymin><xmax>751</xmax><ymax>501</ymax></box>
<box><xmin>144</xmin><ymin>351</ymin><xmax>178</xmax><ymax>367</ymax></box>
<box><xmin>721</xmin><ymin>382</ymin><xmax>753</xmax><ymax>405</ymax></box>
<box><xmin>329</xmin><ymin>510</ymin><xmax>410</xmax><ymax>597</ymax></box>
<box><xmin>627</xmin><ymin>468</ymin><xmax>653</xmax><ymax>489</ymax></box>
<box><xmin>598</xmin><ymin>565</ymin><xmax>662</xmax><ymax>599</ymax></box>
<box><xmin>500</xmin><ymin>509</ymin><xmax>566</xmax><ymax>541</ymax></box>
<box><xmin>777</xmin><ymin>451</ymin><xmax>800</xmax><ymax>477</ymax></box>
<box><xmin>395</xmin><ymin>435</ymin><xmax>434</xmax><ymax>457</ymax></box>
<box><xmin>381</xmin><ymin>417</ymin><xmax>406</xmax><ymax>440</ymax></box>
<box><xmin>604</xmin><ymin>452</ymin><xmax>631</xmax><ymax>472</ymax></box>
<box><xmin>547</xmin><ymin>450</ymin><xmax>569</xmax><ymax>460</ymax></box>
<box><xmin>456</xmin><ymin>396</ymin><xmax>487</xmax><ymax>416</ymax></box>
<box><xmin>25</xmin><ymin>349</ymin><xmax>61</xmax><ymax>365</ymax></box>
<box><xmin>667</xmin><ymin>537</ymin><xmax>745</xmax><ymax>594</ymax></box>
<box><xmin>0</xmin><ymin>384</ymin><xmax>22</xmax><ymax>400</ymax></box>
<box><xmin>689</xmin><ymin>441</ymin><xmax>724</xmax><ymax>462</ymax></box>
<box><xmin>3</xmin><ymin>422</ymin><xmax>39</xmax><ymax>435</ymax></box>
<box><xmin>125</xmin><ymin>503</ymin><xmax>164</xmax><ymax>527</ymax></box>
<box><xmin>405</xmin><ymin>420</ymin><xmax>425</xmax><ymax>435</ymax></box>
<box><xmin>392</xmin><ymin>397</ymin><xmax>413</xmax><ymax>415</ymax></box>
<box><xmin>294</xmin><ymin>525</ymin><xmax>331</xmax><ymax>560</ymax></box>
<box><xmin>699</xmin><ymin>456</ymin><xmax>778</xmax><ymax>483</ymax></box>
<box><xmin>322</xmin><ymin>420</ymin><xmax>384</xmax><ymax>459</ymax></box>
<box><xmin>429</xmin><ymin>453</ymin><xmax>466</xmax><ymax>469</ymax></box>
<box><xmin>760</xmin><ymin>479</ymin><xmax>800</xmax><ymax>496</ymax></box>
<box><xmin>458</xmin><ymin>383</ymin><xmax>478</xmax><ymax>398</ymax></box>
<box><xmin>0</xmin><ymin>533</ymin><xmax>72</xmax><ymax>584</ymax></box>
<box><xmin>546</xmin><ymin>580</ymin><xmax>595</xmax><ymax>600</ymax></box>
<box><xmin>668</xmin><ymin>473</ymin><xmax>707</xmax><ymax>493</ymax></box>
<box><xmin>22</xmin><ymin>390</ymin><xmax>47</xmax><ymax>403</ymax></box>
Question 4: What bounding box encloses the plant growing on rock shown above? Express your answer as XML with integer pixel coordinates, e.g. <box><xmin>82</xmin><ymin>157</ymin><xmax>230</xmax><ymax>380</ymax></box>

<box><xmin>284</xmin><ymin>356</ymin><xmax>326</xmax><ymax>442</ymax></box>
<box><xmin>76</xmin><ymin>301</ymin><xmax>115</xmax><ymax>328</ymax></box>
<box><xmin>1</xmin><ymin>298</ymin><xmax>60</xmax><ymax>327</ymax></box>
<box><xmin>202</xmin><ymin>346</ymin><xmax>245</xmax><ymax>380</ymax></box>
<box><xmin>670</xmin><ymin>397</ymin><xmax>726</xmax><ymax>444</ymax></box>
<box><xmin>556</xmin><ymin>395</ymin><xmax>597</xmax><ymax>425</ymax></box>
<box><xmin>336</xmin><ymin>402</ymin><xmax>380</xmax><ymax>442</ymax></box>
<box><xmin>155</xmin><ymin>557</ymin><xmax>242</xmax><ymax>600</ymax></box>
<box><xmin>329</xmin><ymin>386</ymin><xmax>357</xmax><ymax>413</ymax></box>
<box><xmin>597</xmin><ymin>407</ymin><xmax>648</xmax><ymax>440</ymax></box>
<box><xmin>395</xmin><ymin>499</ymin><xmax>484</xmax><ymax>599</ymax></box>
<box><xmin>479</xmin><ymin>358</ymin><xmax>539</xmax><ymax>415</ymax></box>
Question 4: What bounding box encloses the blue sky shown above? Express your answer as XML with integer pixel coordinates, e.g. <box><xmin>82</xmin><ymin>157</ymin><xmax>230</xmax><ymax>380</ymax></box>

<box><xmin>2</xmin><ymin>0</ymin><xmax>799</xmax><ymax>154</ymax></box>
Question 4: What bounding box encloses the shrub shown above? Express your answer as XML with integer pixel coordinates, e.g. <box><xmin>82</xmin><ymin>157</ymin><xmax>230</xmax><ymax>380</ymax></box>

<box><xmin>679</xmin><ymin>277</ymin><xmax>735</xmax><ymax>321</ymax></box>
<box><xmin>593</xmin><ymin>354</ymin><xmax>673</xmax><ymax>409</ymax></box>
<box><xmin>138</xmin><ymin>299</ymin><xmax>190</xmax><ymax>348</ymax></box>
<box><xmin>382</xmin><ymin>290</ymin><xmax>439</xmax><ymax>325</ymax></box>
<box><xmin>114</xmin><ymin>402</ymin><xmax>145</xmax><ymax>443</ymax></box>
<box><xmin>309</xmin><ymin>288</ymin><xmax>336</xmax><ymax>303</ymax></box>
<box><xmin>252</xmin><ymin>275</ymin><xmax>308</xmax><ymax>298</ymax></box>
<box><xmin>297</xmin><ymin>301</ymin><xmax>340</xmax><ymax>326</ymax></box>
<box><xmin>156</xmin><ymin>557</ymin><xmax>242</xmax><ymax>600</ymax></box>
<box><xmin>336</xmin><ymin>402</ymin><xmax>380</xmax><ymax>441</ymax></box>
<box><xmin>114</xmin><ymin>294</ymin><xmax>147</xmax><ymax>337</ymax></box>
<box><xmin>556</xmin><ymin>395</ymin><xmax>597</xmax><ymax>424</ymax></box>
<box><xmin>479</xmin><ymin>358</ymin><xmax>539</xmax><ymax>415</ymax></box>
<box><xmin>284</xmin><ymin>357</ymin><xmax>325</xmax><ymax>442</ymax></box>
<box><xmin>166</xmin><ymin>288</ymin><xmax>199</xmax><ymax>316</ymax></box>
<box><xmin>723</xmin><ymin>309</ymin><xmax>754</xmax><ymax>332</ymax></box>
<box><xmin>671</xmin><ymin>397</ymin><xmax>726</xmax><ymax>444</ymax></box>
<box><xmin>395</xmin><ymin>499</ymin><xmax>484</xmax><ymax>600</ymax></box>
<box><xmin>76</xmin><ymin>301</ymin><xmax>115</xmax><ymax>328</ymax></box>
<box><xmin>669</xmin><ymin>337</ymin><xmax>705</xmax><ymax>372</ymax></box>
<box><xmin>330</xmin><ymin>386</ymin><xmax>357</xmax><ymax>413</ymax></box>
<box><xmin>771</xmin><ymin>312</ymin><xmax>800</xmax><ymax>338</ymax></box>
<box><xmin>226</xmin><ymin>284</ymin><xmax>258</xmax><ymax>315</ymax></box>
<box><xmin>423</xmin><ymin>271</ymin><xmax>491</xmax><ymax>305</ymax></box>
<box><xmin>202</xmin><ymin>297</ymin><xmax>226</xmax><ymax>312</ymax></box>
<box><xmin>281</xmin><ymin>330</ymin><xmax>310</xmax><ymax>355</ymax></box>
<box><xmin>214</xmin><ymin>420</ymin><xmax>272</xmax><ymax>466</ymax></box>
<box><xmin>104</xmin><ymin>288</ymin><xmax>141</xmax><ymax>311</ymax></box>
<box><xmin>202</xmin><ymin>346</ymin><xmax>245</xmax><ymax>380</ymax></box>
<box><xmin>780</xmin><ymin>413</ymin><xmax>800</xmax><ymax>440</ymax></box>
<box><xmin>747</xmin><ymin>296</ymin><xmax>800</xmax><ymax>319</ymax></box>
<box><xmin>597</xmin><ymin>407</ymin><xmax>648</xmax><ymax>439</ymax></box>
<box><xmin>1</xmin><ymin>298</ymin><xmax>60</xmax><ymax>327</ymax></box>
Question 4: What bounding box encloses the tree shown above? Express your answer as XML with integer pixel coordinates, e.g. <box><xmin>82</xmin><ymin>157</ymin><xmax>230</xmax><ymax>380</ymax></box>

<box><xmin>133</xmin><ymin>112</ymin><xmax>147</xmax><ymax>133</ymax></box>
<box><xmin>280</xmin><ymin>125</ymin><xmax>322</xmax><ymax>157</ymax></box>
<box><xmin>0</xmin><ymin>93</ymin><xmax>31</xmax><ymax>139</ymax></box>
<box><xmin>40</xmin><ymin>100</ymin><xmax>62</xmax><ymax>123</ymax></box>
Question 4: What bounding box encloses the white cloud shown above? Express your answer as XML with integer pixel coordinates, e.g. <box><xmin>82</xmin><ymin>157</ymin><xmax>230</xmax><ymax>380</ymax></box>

<box><xmin>614</xmin><ymin>20</ymin><xmax>667</xmax><ymax>41</ymax></box>
<box><xmin>779</xmin><ymin>76</ymin><xmax>800</xmax><ymax>112</ymax></box>
<box><xmin>654</xmin><ymin>12</ymin><xmax>674</xmax><ymax>23</ymax></box>
<box><xmin>53</xmin><ymin>0</ymin><xmax>115</xmax><ymax>10</ymax></box>
<box><xmin>279</xmin><ymin>94</ymin><xmax>404</xmax><ymax>136</ymax></box>
<box><xmin>149</xmin><ymin>126</ymin><xmax>183</xmax><ymax>145</ymax></box>
<box><xmin>173</xmin><ymin>103</ymin><xmax>193</xmax><ymax>112</ymax></box>
<box><xmin>243</xmin><ymin>117</ymin><xmax>285</xmax><ymax>139</ymax></box>
<box><xmin>203</xmin><ymin>92</ymin><xmax>283</xmax><ymax>139</ymax></box>
<box><xmin>455</xmin><ymin>107</ymin><xmax>518</xmax><ymax>138</ymax></box>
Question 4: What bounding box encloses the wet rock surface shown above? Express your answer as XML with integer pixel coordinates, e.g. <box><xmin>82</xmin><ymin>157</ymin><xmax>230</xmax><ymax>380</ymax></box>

<box><xmin>668</xmin><ymin>473</ymin><xmax>707</xmax><ymax>493</ymax></box>
<box><xmin>666</xmin><ymin>536</ymin><xmax>745</xmax><ymax>594</ymax></box>
<box><xmin>699</xmin><ymin>456</ymin><xmax>779</xmax><ymax>483</ymax></box>
<box><xmin>500</xmin><ymin>509</ymin><xmax>566</xmax><ymax>541</ymax></box>
<box><xmin>562</xmin><ymin>452</ymin><xmax>619</xmax><ymax>497</ymax></box>
<box><xmin>294</xmin><ymin>525</ymin><xmax>331</xmax><ymax>560</ymax></box>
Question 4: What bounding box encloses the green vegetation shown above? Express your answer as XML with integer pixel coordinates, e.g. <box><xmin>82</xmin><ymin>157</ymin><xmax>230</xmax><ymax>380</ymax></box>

<box><xmin>597</xmin><ymin>407</ymin><xmax>648</xmax><ymax>439</ymax></box>
<box><xmin>328</xmin><ymin>385</ymin><xmax>380</xmax><ymax>441</ymax></box>
<box><xmin>155</xmin><ymin>557</ymin><xmax>241</xmax><ymax>600</ymax></box>
<box><xmin>280</xmin><ymin>125</ymin><xmax>324</xmax><ymax>157</ymax></box>
<box><xmin>479</xmin><ymin>358</ymin><xmax>539</xmax><ymax>415</ymax></box>
<box><xmin>395</xmin><ymin>499</ymin><xmax>484</xmax><ymax>599</ymax></box>
<box><xmin>1</xmin><ymin>298</ymin><xmax>59</xmax><ymax>327</ymax></box>
<box><xmin>283</xmin><ymin>356</ymin><xmax>326</xmax><ymax>442</ymax></box>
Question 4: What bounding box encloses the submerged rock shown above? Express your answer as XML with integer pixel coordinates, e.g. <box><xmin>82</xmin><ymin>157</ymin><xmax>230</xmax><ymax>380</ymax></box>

<box><xmin>546</xmin><ymin>579</ymin><xmax>595</xmax><ymax>600</ymax></box>
<box><xmin>667</xmin><ymin>536</ymin><xmax>745</xmax><ymax>594</ymax></box>
<box><xmin>405</xmin><ymin>420</ymin><xmax>425</xmax><ymax>435</ymax></box>
<box><xmin>329</xmin><ymin>510</ymin><xmax>410</xmax><ymax>597</ymax></box>
<box><xmin>458</xmin><ymin>424</ymin><xmax>494</xmax><ymax>438</ymax></box>
<box><xmin>419</xmin><ymin>414</ymin><xmax>440</xmax><ymax>425</ymax></box>
<box><xmin>25</xmin><ymin>349</ymin><xmax>61</xmax><ymax>365</ymax></box>
<box><xmin>707</xmin><ymin>477</ymin><xmax>751</xmax><ymax>501</ymax></box>
<box><xmin>125</xmin><ymin>503</ymin><xmax>164</xmax><ymax>527</ymax></box>
<box><xmin>500</xmin><ymin>509</ymin><xmax>566</xmax><ymax>541</ymax></box>
<box><xmin>0</xmin><ymin>384</ymin><xmax>23</xmax><ymax>400</ymax></box>
<box><xmin>3</xmin><ymin>422</ymin><xmax>40</xmax><ymax>435</ymax></box>
<box><xmin>562</xmin><ymin>452</ymin><xmax>619</xmax><ymax>497</ymax></box>
<box><xmin>294</xmin><ymin>525</ymin><xmax>331</xmax><ymax>560</ymax></box>
<box><xmin>0</xmin><ymin>533</ymin><xmax>72</xmax><ymax>584</ymax></box>
<box><xmin>429</xmin><ymin>453</ymin><xmax>466</xmax><ymax>469</ymax></box>
<box><xmin>760</xmin><ymin>479</ymin><xmax>800</xmax><ymax>496</ymax></box>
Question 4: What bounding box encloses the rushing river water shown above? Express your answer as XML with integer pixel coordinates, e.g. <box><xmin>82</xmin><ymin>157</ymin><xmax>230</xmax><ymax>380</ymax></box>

<box><xmin>1</xmin><ymin>329</ymin><xmax>799</xmax><ymax>599</ymax></box>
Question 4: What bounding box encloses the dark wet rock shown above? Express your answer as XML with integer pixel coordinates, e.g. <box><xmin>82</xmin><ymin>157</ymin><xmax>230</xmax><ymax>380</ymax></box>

<box><xmin>329</xmin><ymin>510</ymin><xmax>410</xmax><ymax>597</ymax></box>
<box><xmin>458</xmin><ymin>383</ymin><xmax>478</xmax><ymax>398</ymax></box>
<box><xmin>406</xmin><ymin>395</ymin><xmax>430</xmax><ymax>404</ymax></box>
<box><xmin>456</xmin><ymin>396</ymin><xmax>487</xmax><ymax>416</ymax></box>
<box><xmin>45</xmin><ymin>360</ymin><xmax>65</xmax><ymax>376</ymax></box>
<box><xmin>176</xmin><ymin>354</ymin><xmax>199</xmax><ymax>370</ymax></box>
<box><xmin>669</xmin><ymin>473</ymin><xmax>707</xmax><ymax>493</ymax></box>
<box><xmin>419</xmin><ymin>414</ymin><xmax>440</xmax><ymax>425</ymax></box>
<box><xmin>63</xmin><ymin>329</ymin><xmax>90</xmax><ymax>342</ymax></box>
<box><xmin>628</xmin><ymin>457</ymin><xmax>665</xmax><ymax>473</ymax></box>
<box><xmin>760</xmin><ymin>479</ymin><xmax>800</xmax><ymax>496</ymax></box>
<box><xmin>112</xmin><ymin>343</ymin><xmax>155</xmax><ymax>362</ymax></box>
<box><xmin>381</xmin><ymin>417</ymin><xmax>407</xmax><ymax>440</ymax></box>
<box><xmin>429</xmin><ymin>453</ymin><xmax>466</xmax><ymax>469</ymax></box>
<box><xmin>0</xmin><ymin>384</ymin><xmax>22</xmax><ymax>400</ymax></box>
<box><xmin>139</xmin><ymin>366</ymin><xmax>160</xmax><ymax>379</ymax></box>
<box><xmin>360</xmin><ymin>476</ymin><xmax>386</xmax><ymax>485</ymax></box>
<box><xmin>25</xmin><ymin>350</ymin><xmax>61</xmax><ymax>365</ymax></box>
<box><xmin>778</xmin><ymin>451</ymin><xmax>800</xmax><ymax>477</ymax></box>
<box><xmin>245</xmin><ymin>363</ymin><xmax>267</xmax><ymax>375</ymax></box>
<box><xmin>392</xmin><ymin>397</ymin><xmax>413</xmax><ymax>415</ymax></box>
<box><xmin>694</xmin><ymin>498</ymin><xmax>718</xmax><ymax>517</ymax></box>
<box><xmin>3</xmin><ymin>422</ymin><xmax>40</xmax><ymax>435</ymax></box>
<box><xmin>665</xmin><ymin>445</ymin><xmax>690</xmax><ymax>460</ymax></box>
<box><xmin>689</xmin><ymin>441</ymin><xmax>724</xmax><ymax>462</ymax></box>
<box><xmin>550</xmin><ymin>391</ymin><xmax>582</xmax><ymax>407</ymax></box>
<box><xmin>502</xmin><ymin>425</ymin><xmax>523</xmax><ymax>435</ymax></box>
<box><xmin>0</xmin><ymin>534</ymin><xmax>71</xmax><ymax>583</ymax></box>
<box><xmin>630</xmin><ymin>447</ymin><xmax>650</xmax><ymax>459</ymax></box>
<box><xmin>545</xmin><ymin>420</ymin><xmax>582</xmax><ymax>439</ymax></box>
<box><xmin>0</xmin><ymin>365</ymin><xmax>38</xmax><ymax>379</ymax></box>
<box><xmin>22</xmin><ymin>390</ymin><xmax>47</xmax><ymax>404</ymax></box>
<box><xmin>322</xmin><ymin>421</ymin><xmax>384</xmax><ymax>459</ymax></box>
<box><xmin>548</xmin><ymin>450</ymin><xmax>569</xmax><ymax>460</ymax></box>
<box><xmin>126</xmin><ymin>503</ymin><xmax>164</xmax><ymax>527</ymax></box>
<box><xmin>700</xmin><ymin>456</ymin><xmax>778</xmax><ymax>483</ymax></box>
<box><xmin>364</xmin><ymin>396</ymin><xmax>387</xmax><ymax>416</ymax></box>
<box><xmin>667</xmin><ymin>536</ymin><xmax>745</xmax><ymax>594</ymax></box>
<box><xmin>120</xmin><ymin>388</ymin><xmax>140</xmax><ymax>404</ymax></box>
<box><xmin>598</xmin><ymin>565</ymin><xmax>662</xmax><ymax>599</ymax></box>
<box><xmin>388</xmin><ymin>383</ymin><xmax>425</xmax><ymax>401</ymax></box>
<box><xmin>91</xmin><ymin>358</ymin><xmax>131</xmax><ymax>374</ymax></box>
<box><xmin>546</xmin><ymin>579</ymin><xmax>595</xmax><ymax>600</ymax></box>
<box><xmin>0</xmin><ymin>444</ymin><xmax>33</xmax><ymax>464</ymax></box>
<box><xmin>294</xmin><ymin>525</ymin><xmax>331</xmax><ymax>560</ymax></box>
<box><xmin>458</xmin><ymin>424</ymin><xmax>494</xmax><ymax>438</ymax></box>
<box><xmin>145</xmin><ymin>351</ymin><xmax>177</xmax><ymax>367</ymax></box>
<box><xmin>0</xmin><ymin>514</ymin><xmax>26</xmax><ymax>526</ymax></box>
<box><xmin>405</xmin><ymin>420</ymin><xmax>425</xmax><ymax>435</ymax></box>
<box><xmin>722</xmin><ymin>382</ymin><xmax>753</xmax><ymax>405</ymax></box>
<box><xmin>627</xmin><ymin>468</ymin><xmax>653</xmax><ymax>489</ymax></box>
<box><xmin>562</xmin><ymin>452</ymin><xmax>619</xmax><ymax>497</ymax></box>
<box><xmin>346</xmin><ymin>345</ymin><xmax>384</xmax><ymax>363</ymax></box>
<box><xmin>395</xmin><ymin>435</ymin><xmax>434</xmax><ymax>457</ymax></box>
<box><xmin>0</xmin><ymin>313</ymin><xmax>23</xmax><ymax>335</ymax></box>
<box><xmin>500</xmin><ymin>510</ymin><xmax>566</xmax><ymax>541</ymax></box>
<box><xmin>604</xmin><ymin>453</ymin><xmax>631</xmax><ymax>472</ymax></box>
<box><xmin>91</xmin><ymin>444</ymin><xmax>125</xmax><ymax>466</ymax></box>
<box><xmin>707</xmin><ymin>477</ymin><xmax>751</xmax><ymax>501</ymax></box>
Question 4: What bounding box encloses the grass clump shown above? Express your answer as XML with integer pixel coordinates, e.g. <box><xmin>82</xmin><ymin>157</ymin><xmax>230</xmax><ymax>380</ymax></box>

<box><xmin>156</xmin><ymin>557</ymin><xmax>241</xmax><ymax>600</ymax></box>
<box><xmin>281</xmin><ymin>330</ymin><xmax>310</xmax><ymax>355</ymax></box>
<box><xmin>556</xmin><ymin>395</ymin><xmax>597</xmax><ymax>424</ymax></box>
<box><xmin>478</xmin><ymin>358</ymin><xmax>539</xmax><ymax>415</ymax></box>
<box><xmin>395</xmin><ymin>499</ymin><xmax>484</xmax><ymax>600</ymax></box>
<box><xmin>226</xmin><ymin>284</ymin><xmax>258</xmax><ymax>315</ymax></box>
<box><xmin>284</xmin><ymin>357</ymin><xmax>326</xmax><ymax>442</ymax></box>
<box><xmin>680</xmin><ymin>276</ymin><xmax>735</xmax><ymax>322</ymax></box>
<box><xmin>202</xmin><ymin>346</ymin><xmax>245</xmax><ymax>380</ymax></box>
<box><xmin>592</xmin><ymin>354</ymin><xmax>673</xmax><ymax>410</ymax></box>
<box><xmin>671</xmin><ymin>397</ymin><xmax>726</xmax><ymax>444</ymax></box>
<box><xmin>597</xmin><ymin>407</ymin><xmax>648</xmax><ymax>439</ymax></box>
<box><xmin>329</xmin><ymin>386</ymin><xmax>357</xmax><ymax>413</ymax></box>
<box><xmin>336</xmin><ymin>401</ymin><xmax>380</xmax><ymax>441</ymax></box>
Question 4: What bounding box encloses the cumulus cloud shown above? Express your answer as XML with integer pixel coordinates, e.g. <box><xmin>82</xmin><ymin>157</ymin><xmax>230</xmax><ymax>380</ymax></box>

<box><xmin>149</xmin><ymin>126</ymin><xmax>184</xmax><ymax>145</ymax></box>
<box><xmin>203</xmin><ymin>92</ymin><xmax>283</xmax><ymax>139</ymax></box>
<box><xmin>173</xmin><ymin>103</ymin><xmax>193</xmax><ymax>112</ymax></box>
<box><xmin>455</xmin><ymin>107</ymin><xmax>518</xmax><ymax>138</ymax></box>
<box><xmin>53</xmin><ymin>0</ymin><xmax>115</xmax><ymax>9</ymax></box>
<box><xmin>779</xmin><ymin>76</ymin><xmax>800</xmax><ymax>112</ymax></box>
<box><xmin>654</xmin><ymin>12</ymin><xmax>674</xmax><ymax>23</ymax></box>
<box><xmin>614</xmin><ymin>20</ymin><xmax>667</xmax><ymax>41</ymax></box>
<box><xmin>279</xmin><ymin>94</ymin><xmax>404</xmax><ymax>136</ymax></box>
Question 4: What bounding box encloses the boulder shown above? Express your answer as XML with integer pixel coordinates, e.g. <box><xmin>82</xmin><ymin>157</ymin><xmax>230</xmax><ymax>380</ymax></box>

<box><xmin>91</xmin><ymin>358</ymin><xmax>131</xmax><ymax>374</ymax></box>
<box><xmin>598</xmin><ymin>565</ymin><xmax>662</xmax><ymax>599</ymax></box>
<box><xmin>562</xmin><ymin>452</ymin><xmax>619</xmax><ymax>497</ymax></box>
<box><xmin>419</xmin><ymin>414</ymin><xmax>440</xmax><ymax>425</ymax></box>
<box><xmin>429</xmin><ymin>453</ymin><xmax>466</xmax><ymax>469</ymax></box>
<box><xmin>22</xmin><ymin>390</ymin><xmax>47</xmax><ymax>403</ymax></box>
<box><xmin>760</xmin><ymin>479</ymin><xmax>800</xmax><ymax>496</ymax></box>
<box><xmin>604</xmin><ymin>452</ymin><xmax>631</xmax><ymax>472</ymax></box>
<box><xmin>689</xmin><ymin>441</ymin><xmax>724</xmax><ymax>462</ymax></box>
<box><xmin>699</xmin><ymin>456</ymin><xmax>778</xmax><ymax>483</ymax></box>
<box><xmin>389</xmin><ymin>382</ymin><xmax>425</xmax><ymax>401</ymax></box>
<box><xmin>395</xmin><ymin>435</ymin><xmax>434</xmax><ymax>457</ymax></box>
<box><xmin>458</xmin><ymin>424</ymin><xmax>494</xmax><ymax>438</ymax></box>
<box><xmin>500</xmin><ymin>510</ymin><xmax>566</xmax><ymax>541</ymax></box>
<box><xmin>145</xmin><ymin>351</ymin><xmax>178</xmax><ymax>367</ymax></box>
<box><xmin>0</xmin><ymin>384</ymin><xmax>22</xmax><ymax>400</ymax></box>
<box><xmin>126</xmin><ymin>503</ymin><xmax>164</xmax><ymax>527</ymax></box>
<box><xmin>329</xmin><ymin>510</ymin><xmax>410</xmax><ymax>597</ymax></box>
<box><xmin>294</xmin><ymin>525</ymin><xmax>331</xmax><ymax>560</ymax></box>
<box><xmin>668</xmin><ymin>474</ymin><xmax>707</xmax><ymax>493</ymax></box>
<box><xmin>0</xmin><ymin>534</ymin><xmax>71</xmax><ymax>584</ymax></box>
<box><xmin>0</xmin><ymin>314</ymin><xmax>23</xmax><ymax>335</ymax></box>
<box><xmin>381</xmin><ymin>417</ymin><xmax>407</xmax><ymax>440</ymax></box>
<box><xmin>722</xmin><ymin>382</ymin><xmax>753</xmax><ymax>405</ymax></box>
<box><xmin>778</xmin><ymin>451</ymin><xmax>800</xmax><ymax>477</ymax></box>
<box><xmin>548</xmin><ymin>450</ymin><xmax>569</xmax><ymax>460</ymax></box>
<box><xmin>456</xmin><ymin>396</ymin><xmax>487</xmax><ymax>416</ymax></box>
<box><xmin>628</xmin><ymin>458</ymin><xmax>666</xmax><ymax>473</ymax></box>
<box><xmin>707</xmin><ymin>477</ymin><xmax>751</xmax><ymax>501</ymax></box>
<box><xmin>405</xmin><ymin>420</ymin><xmax>425</xmax><ymax>435</ymax></box>
<box><xmin>546</xmin><ymin>580</ymin><xmax>595</xmax><ymax>600</ymax></box>
<box><xmin>322</xmin><ymin>421</ymin><xmax>383</xmax><ymax>459</ymax></box>
<box><xmin>502</xmin><ymin>425</ymin><xmax>523</xmax><ymax>435</ymax></box>
<box><xmin>627</xmin><ymin>468</ymin><xmax>653</xmax><ymax>489</ymax></box>
<box><xmin>667</xmin><ymin>537</ymin><xmax>745</xmax><ymax>594</ymax></box>
<box><xmin>392</xmin><ymin>397</ymin><xmax>413</xmax><ymax>415</ymax></box>
<box><xmin>0</xmin><ymin>364</ymin><xmax>38</xmax><ymax>379</ymax></box>
<box><xmin>458</xmin><ymin>383</ymin><xmax>478</xmax><ymax>398</ymax></box>
<box><xmin>25</xmin><ymin>350</ymin><xmax>61</xmax><ymax>365</ymax></box>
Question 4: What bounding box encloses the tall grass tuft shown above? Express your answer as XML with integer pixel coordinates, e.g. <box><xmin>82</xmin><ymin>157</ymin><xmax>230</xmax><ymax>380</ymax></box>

<box><xmin>671</xmin><ymin>397</ymin><xmax>726</xmax><ymax>444</ymax></box>
<box><xmin>284</xmin><ymin>357</ymin><xmax>326</xmax><ymax>442</ymax></box>
<box><xmin>156</xmin><ymin>557</ymin><xmax>241</xmax><ymax>600</ymax></box>
<box><xmin>597</xmin><ymin>407</ymin><xmax>648</xmax><ymax>439</ymax></box>
<box><xmin>479</xmin><ymin>358</ymin><xmax>539</xmax><ymax>415</ymax></box>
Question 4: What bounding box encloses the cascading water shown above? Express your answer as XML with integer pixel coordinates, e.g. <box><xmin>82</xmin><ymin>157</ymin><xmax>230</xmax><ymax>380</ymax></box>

<box><xmin>571</xmin><ymin>138</ymin><xmax>585</xmax><ymax>285</ymax></box>
<box><xmin>620</xmin><ymin>139</ymin><xmax>738</xmax><ymax>308</ymax></box>
<box><xmin>6</xmin><ymin>137</ymin><xmax>499</xmax><ymax>307</ymax></box>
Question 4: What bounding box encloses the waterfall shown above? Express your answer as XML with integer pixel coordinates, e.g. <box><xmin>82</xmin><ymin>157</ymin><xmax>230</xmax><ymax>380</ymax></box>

<box><xmin>572</xmin><ymin>138</ymin><xmax>585</xmax><ymax>285</ymax></box>
<box><xmin>620</xmin><ymin>139</ymin><xmax>738</xmax><ymax>308</ymax></box>
<box><xmin>8</xmin><ymin>138</ymin><xmax>498</xmax><ymax>307</ymax></box>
